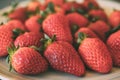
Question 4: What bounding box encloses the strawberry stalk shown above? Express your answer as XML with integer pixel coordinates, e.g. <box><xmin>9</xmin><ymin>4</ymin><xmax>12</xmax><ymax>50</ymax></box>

<box><xmin>7</xmin><ymin>44</ymin><xmax>19</xmax><ymax>71</ymax></box>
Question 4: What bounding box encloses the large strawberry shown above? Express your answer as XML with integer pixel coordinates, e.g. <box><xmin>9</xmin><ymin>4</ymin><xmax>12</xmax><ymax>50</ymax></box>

<box><xmin>88</xmin><ymin>20</ymin><xmax>110</xmax><ymax>41</ymax></box>
<box><xmin>42</xmin><ymin>13</ymin><xmax>73</xmax><ymax>43</ymax></box>
<box><xmin>107</xmin><ymin>30</ymin><xmax>120</xmax><ymax>67</ymax></box>
<box><xmin>44</xmin><ymin>41</ymin><xmax>85</xmax><ymax>76</ymax></box>
<box><xmin>109</xmin><ymin>11</ymin><xmax>120</xmax><ymax>28</ymax></box>
<box><xmin>25</xmin><ymin>15</ymin><xmax>41</xmax><ymax>32</ymax></box>
<box><xmin>14</xmin><ymin>32</ymin><xmax>43</xmax><ymax>47</ymax></box>
<box><xmin>0</xmin><ymin>28</ymin><xmax>13</xmax><ymax>57</ymax></box>
<box><xmin>89</xmin><ymin>9</ymin><xmax>108</xmax><ymax>22</ymax></box>
<box><xmin>78</xmin><ymin>33</ymin><xmax>112</xmax><ymax>73</ymax></box>
<box><xmin>7</xmin><ymin>47</ymin><xmax>48</xmax><ymax>74</ymax></box>
<box><xmin>66</xmin><ymin>12</ymin><xmax>89</xmax><ymax>29</ymax></box>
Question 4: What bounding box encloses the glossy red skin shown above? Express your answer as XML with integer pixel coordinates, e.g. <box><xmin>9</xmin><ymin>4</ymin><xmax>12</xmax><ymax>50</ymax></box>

<box><xmin>82</xmin><ymin>0</ymin><xmax>99</xmax><ymax>11</ymax></box>
<box><xmin>67</xmin><ymin>12</ymin><xmax>89</xmax><ymax>28</ymax></box>
<box><xmin>89</xmin><ymin>20</ymin><xmax>110</xmax><ymax>41</ymax></box>
<box><xmin>8</xmin><ymin>7</ymin><xmax>27</xmax><ymax>22</ymax></box>
<box><xmin>44</xmin><ymin>41</ymin><xmax>85</xmax><ymax>76</ymax></box>
<box><xmin>45</xmin><ymin>0</ymin><xmax>64</xmax><ymax>6</ymax></box>
<box><xmin>109</xmin><ymin>11</ymin><xmax>120</xmax><ymax>28</ymax></box>
<box><xmin>25</xmin><ymin>15</ymin><xmax>41</xmax><ymax>32</ymax></box>
<box><xmin>0</xmin><ymin>29</ymin><xmax>13</xmax><ymax>57</ymax></box>
<box><xmin>27</xmin><ymin>1</ymin><xmax>41</xmax><ymax>12</ymax></box>
<box><xmin>12</xmin><ymin>47</ymin><xmax>48</xmax><ymax>75</ymax></box>
<box><xmin>78</xmin><ymin>38</ymin><xmax>112</xmax><ymax>73</ymax></box>
<box><xmin>107</xmin><ymin>31</ymin><xmax>120</xmax><ymax>67</ymax></box>
<box><xmin>42</xmin><ymin>13</ymin><xmax>73</xmax><ymax>43</ymax></box>
<box><xmin>14</xmin><ymin>32</ymin><xmax>43</xmax><ymax>47</ymax></box>
<box><xmin>75</xmin><ymin>27</ymin><xmax>98</xmax><ymax>39</ymax></box>
<box><xmin>89</xmin><ymin>9</ymin><xmax>108</xmax><ymax>22</ymax></box>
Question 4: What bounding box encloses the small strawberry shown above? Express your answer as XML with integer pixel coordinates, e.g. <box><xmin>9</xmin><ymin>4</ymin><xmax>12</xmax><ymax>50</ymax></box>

<box><xmin>0</xmin><ymin>28</ymin><xmax>14</xmax><ymax>57</ymax></box>
<box><xmin>82</xmin><ymin>0</ymin><xmax>100</xmax><ymax>11</ymax></box>
<box><xmin>8</xmin><ymin>7</ymin><xmax>27</xmax><ymax>22</ymax></box>
<box><xmin>44</xmin><ymin>41</ymin><xmax>85</xmax><ymax>76</ymax></box>
<box><xmin>66</xmin><ymin>12</ymin><xmax>89</xmax><ymax>29</ymax></box>
<box><xmin>109</xmin><ymin>11</ymin><xmax>120</xmax><ymax>28</ymax></box>
<box><xmin>88</xmin><ymin>20</ymin><xmax>110</xmax><ymax>41</ymax></box>
<box><xmin>89</xmin><ymin>9</ymin><xmax>108</xmax><ymax>22</ymax></box>
<box><xmin>42</xmin><ymin>13</ymin><xmax>73</xmax><ymax>43</ymax></box>
<box><xmin>14</xmin><ymin>32</ymin><xmax>43</xmax><ymax>47</ymax></box>
<box><xmin>45</xmin><ymin>0</ymin><xmax>65</xmax><ymax>6</ymax></box>
<box><xmin>7</xmin><ymin>46</ymin><xmax>48</xmax><ymax>74</ymax></box>
<box><xmin>78</xmin><ymin>33</ymin><xmax>112</xmax><ymax>73</ymax></box>
<box><xmin>75</xmin><ymin>27</ymin><xmax>98</xmax><ymax>40</ymax></box>
<box><xmin>25</xmin><ymin>15</ymin><xmax>41</xmax><ymax>32</ymax></box>
<box><xmin>107</xmin><ymin>30</ymin><xmax>120</xmax><ymax>67</ymax></box>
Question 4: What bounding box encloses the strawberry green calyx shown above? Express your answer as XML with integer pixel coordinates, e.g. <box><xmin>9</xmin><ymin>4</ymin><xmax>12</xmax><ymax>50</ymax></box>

<box><xmin>88</xmin><ymin>2</ymin><xmax>98</xmax><ymax>10</ymax></box>
<box><xmin>12</xmin><ymin>28</ymin><xmax>25</xmax><ymax>40</ymax></box>
<box><xmin>7</xmin><ymin>44</ymin><xmax>19</xmax><ymax>71</ymax></box>
<box><xmin>71</xmin><ymin>24</ymin><xmax>79</xmax><ymax>35</ymax></box>
<box><xmin>105</xmin><ymin>25</ymin><xmax>120</xmax><ymax>38</ymax></box>
<box><xmin>77</xmin><ymin>32</ymin><xmax>87</xmax><ymax>44</ymax></box>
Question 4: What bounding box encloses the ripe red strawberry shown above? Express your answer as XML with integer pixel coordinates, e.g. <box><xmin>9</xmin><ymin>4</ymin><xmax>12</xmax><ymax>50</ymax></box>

<box><xmin>25</xmin><ymin>15</ymin><xmax>41</xmax><ymax>32</ymax></box>
<box><xmin>82</xmin><ymin>0</ymin><xmax>100</xmax><ymax>11</ymax></box>
<box><xmin>66</xmin><ymin>12</ymin><xmax>89</xmax><ymax>29</ymax></box>
<box><xmin>88</xmin><ymin>20</ymin><xmax>110</xmax><ymax>41</ymax></box>
<box><xmin>75</xmin><ymin>27</ymin><xmax>98</xmax><ymax>40</ymax></box>
<box><xmin>45</xmin><ymin>0</ymin><xmax>65</xmax><ymax>6</ymax></box>
<box><xmin>27</xmin><ymin>1</ymin><xmax>41</xmax><ymax>12</ymax></box>
<box><xmin>14</xmin><ymin>32</ymin><xmax>43</xmax><ymax>47</ymax></box>
<box><xmin>107</xmin><ymin>30</ymin><xmax>120</xmax><ymax>67</ymax></box>
<box><xmin>78</xmin><ymin>34</ymin><xmax>112</xmax><ymax>73</ymax></box>
<box><xmin>109</xmin><ymin>11</ymin><xmax>120</xmax><ymax>28</ymax></box>
<box><xmin>44</xmin><ymin>41</ymin><xmax>85</xmax><ymax>76</ymax></box>
<box><xmin>42</xmin><ymin>13</ymin><xmax>73</xmax><ymax>43</ymax></box>
<box><xmin>0</xmin><ymin>28</ymin><xmax>13</xmax><ymax>57</ymax></box>
<box><xmin>89</xmin><ymin>9</ymin><xmax>108</xmax><ymax>22</ymax></box>
<box><xmin>8</xmin><ymin>47</ymin><xmax>48</xmax><ymax>74</ymax></box>
<box><xmin>8</xmin><ymin>7</ymin><xmax>27</xmax><ymax>22</ymax></box>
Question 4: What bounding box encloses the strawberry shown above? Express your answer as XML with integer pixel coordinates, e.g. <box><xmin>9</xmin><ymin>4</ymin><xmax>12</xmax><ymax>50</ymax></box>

<box><xmin>0</xmin><ymin>28</ymin><xmax>13</xmax><ymax>57</ymax></box>
<box><xmin>66</xmin><ymin>12</ymin><xmax>89</xmax><ymax>29</ymax></box>
<box><xmin>89</xmin><ymin>9</ymin><xmax>108</xmax><ymax>22</ymax></box>
<box><xmin>88</xmin><ymin>20</ymin><xmax>110</xmax><ymax>41</ymax></box>
<box><xmin>7</xmin><ymin>47</ymin><xmax>48</xmax><ymax>74</ymax></box>
<box><xmin>44</xmin><ymin>41</ymin><xmax>85</xmax><ymax>76</ymax></box>
<box><xmin>45</xmin><ymin>0</ymin><xmax>65</xmax><ymax>6</ymax></box>
<box><xmin>42</xmin><ymin>13</ymin><xmax>73</xmax><ymax>43</ymax></box>
<box><xmin>25</xmin><ymin>15</ymin><xmax>41</xmax><ymax>32</ymax></box>
<box><xmin>14</xmin><ymin>32</ymin><xmax>43</xmax><ymax>47</ymax></box>
<box><xmin>109</xmin><ymin>11</ymin><xmax>120</xmax><ymax>28</ymax></box>
<box><xmin>78</xmin><ymin>33</ymin><xmax>112</xmax><ymax>73</ymax></box>
<box><xmin>107</xmin><ymin>30</ymin><xmax>120</xmax><ymax>67</ymax></box>
<box><xmin>8</xmin><ymin>7</ymin><xmax>27</xmax><ymax>22</ymax></box>
<box><xmin>27</xmin><ymin>1</ymin><xmax>41</xmax><ymax>12</ymax></box>
<box><xmin>82</xmin><ymin>0</ymin><xmax>100</xmax><ymax>11</ymax></box>
<box><xmin>75</xmin><ymin>27</ymin><xmax>98</xmax><ymax>40</ymax></box>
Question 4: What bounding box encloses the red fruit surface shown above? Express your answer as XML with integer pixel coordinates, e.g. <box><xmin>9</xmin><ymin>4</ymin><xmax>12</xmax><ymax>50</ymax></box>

<box><xmin>0</xmin><ymin>29</ymin><xmax>13</xmax><ymax>57</ymax></box>
<box><xmin>12</xmin><ymin>47</ymin><xmax>48</xmax><ymax>74</ymax></box>
<box><xmin>8</xmin><ymin>7</ymin><xmax>27</xmax><ymax>22</ymax></box>
<box><xmin>75</xmin><ymin>27</ymin><xmax>98</xmax><ymax>39</ymax></box>
<box><xmin>89</xmin><ymin>9</ymin><xmax>108</xmax><ymax>22</ymax></box>
<box><xmin>89</xmin><ymin>20</ymin><xmax>110</xmax><ymax>41</ymax></box>
<box><xmin>66</xmin><ymin>12</ymin><xmax>89</xmax><ymax>28</ymax></box>
<box><xmin>78</xmin><ymin>38</ymin><xmax>112</xmax><ymax>73</ymax></box>
<box><xmin>14</xmin><ymin>32</ymin><xmax>43</xmax><ymax>47</ymax></box>
<box><xmin>44</xmin><ymin>41</ymin><xmax>85</xmax><ymax>76</ymax></box>
<box><xmin>25</xmin><ymin>15</ymin><xmax>41</xmax><ymax>32</ymax></box>
<box><xmin>109</xmin><ymin>11</ymin><xmax>120</xmax><ymax>28</ymax></box>
<box><xmin>107</xmin><ymin>30</ymin><xmax>120</xmax><ymax>67</ymax></box>
<box><xmin>42</xmin><ymin>13</ymin><xmax>73</xmax><ymax>43</ymax></box>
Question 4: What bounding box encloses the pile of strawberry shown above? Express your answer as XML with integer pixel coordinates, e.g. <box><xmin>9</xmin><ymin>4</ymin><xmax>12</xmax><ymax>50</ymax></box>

<box><xmin>0</xmin><ymin>0</ymin><xmax>120</xmax><ymax>77</ymax></box>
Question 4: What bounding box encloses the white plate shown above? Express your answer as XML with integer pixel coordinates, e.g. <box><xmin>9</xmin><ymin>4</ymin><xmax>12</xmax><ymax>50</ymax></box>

<box><xmin>0</xmin><ymin>0</ymin><xmax>120</xmax><ymax>80</ymax></box>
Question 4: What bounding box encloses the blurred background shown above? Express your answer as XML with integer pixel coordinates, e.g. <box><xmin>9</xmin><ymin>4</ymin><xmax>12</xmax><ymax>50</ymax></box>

<box><xmin>0</xmin><ymin>0</ymin><xmax>120</xmax><ymax>9</ymax></box>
